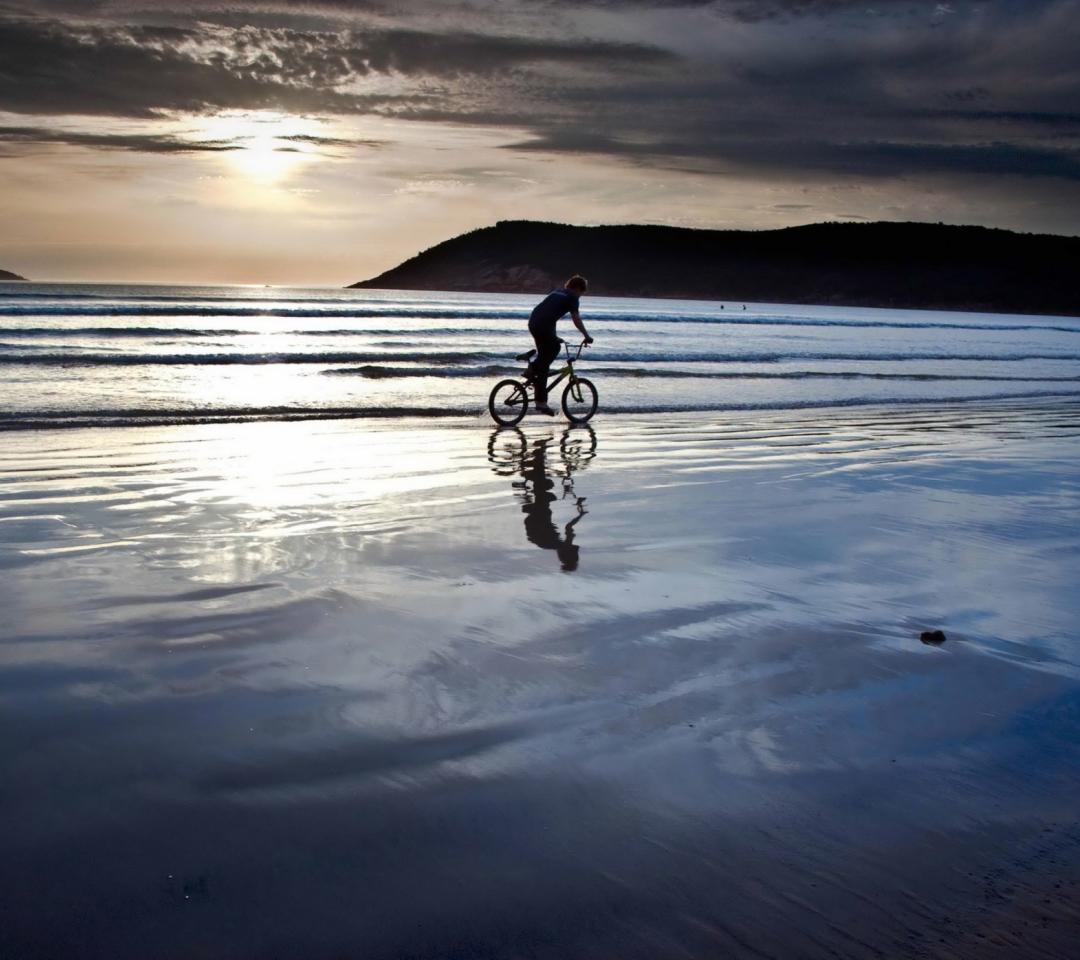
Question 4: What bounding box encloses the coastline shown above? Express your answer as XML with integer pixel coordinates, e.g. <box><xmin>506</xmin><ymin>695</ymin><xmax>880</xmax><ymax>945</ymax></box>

<box><xmin>2</xmin><ymin>400</ymin><xmax>1078</xmax><ymax>958</ymax></box>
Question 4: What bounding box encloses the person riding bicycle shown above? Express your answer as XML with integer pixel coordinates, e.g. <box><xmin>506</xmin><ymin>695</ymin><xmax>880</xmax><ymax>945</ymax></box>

<box><xmin>528</xmin><ymin>276</ymin><xmax>593</xmax><ymax>416</ymax></box>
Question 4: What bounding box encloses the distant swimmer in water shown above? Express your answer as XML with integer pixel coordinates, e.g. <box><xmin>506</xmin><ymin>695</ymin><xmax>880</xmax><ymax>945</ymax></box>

<box><xmin>528</xmin><ymin>276</ymin><xmax>593</xmax><ymax>416</ymax></box>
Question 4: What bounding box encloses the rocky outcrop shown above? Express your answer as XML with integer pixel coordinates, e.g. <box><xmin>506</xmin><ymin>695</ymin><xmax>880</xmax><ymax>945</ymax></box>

<box><xmin>470</xmin><ymin>263</ymin><xmax>555</xmax><ymax>292</ymax></box>
<box><xmin>0</xmin><ymin>269</ymin><xmax>27</xmax><ymax>281</ymax></box>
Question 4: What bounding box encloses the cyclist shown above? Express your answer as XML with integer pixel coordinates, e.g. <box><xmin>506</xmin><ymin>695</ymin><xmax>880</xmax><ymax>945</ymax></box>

<box><xmin>528</xmin><ymin>275</ymin><xmax>593</xmax><ymax>416</ymax></box>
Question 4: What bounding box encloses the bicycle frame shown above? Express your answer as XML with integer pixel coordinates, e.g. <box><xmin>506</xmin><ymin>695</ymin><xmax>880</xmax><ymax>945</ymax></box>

<box><xmin>526</xmin><ymin>340</ymin><xmax>587</xmax><ymax>400</ymax></box>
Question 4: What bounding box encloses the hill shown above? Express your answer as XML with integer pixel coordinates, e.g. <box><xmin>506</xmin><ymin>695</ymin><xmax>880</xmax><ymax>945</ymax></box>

<box><xmin>0</xmin><ymin>268</ymin><xmax>27</xmax><ymax>281</ymax></box>
<box><xmin>350</xmin><ymin>220</ymin><xmax>1080</xmax><ymax>316</ymax></box>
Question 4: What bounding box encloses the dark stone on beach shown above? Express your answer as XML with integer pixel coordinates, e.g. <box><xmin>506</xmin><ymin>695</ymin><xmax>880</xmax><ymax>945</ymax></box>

<box><xmin>920</xmin><ymin>629</ymin><xmax>947</xmax><ymax>645</ymax></box>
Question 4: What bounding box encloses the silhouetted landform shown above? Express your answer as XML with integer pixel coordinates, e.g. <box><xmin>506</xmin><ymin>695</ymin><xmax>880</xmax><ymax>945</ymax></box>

<box><xmin>0</xmin><ymin>269</ymin><xmax>27</xmax><ymax>281</ymax></box>
<box><xmin>351</xmin><ymin>220</ymin><xmax>1080</xmax><ymax>316</ymax></box>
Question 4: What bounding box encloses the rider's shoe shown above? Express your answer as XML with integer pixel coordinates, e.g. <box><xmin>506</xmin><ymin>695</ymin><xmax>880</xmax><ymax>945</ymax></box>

<box><xmin>535</xmin><ymin>403</ymin><xmax>556</xmax><ymax>417</ymax></box>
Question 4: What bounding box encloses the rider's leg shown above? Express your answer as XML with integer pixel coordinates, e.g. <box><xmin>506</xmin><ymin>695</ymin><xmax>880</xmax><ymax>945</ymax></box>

<box><xmin>531</xmin><ymin>333</ymin><xmax>561</xmax><ymax>413</ymax></box>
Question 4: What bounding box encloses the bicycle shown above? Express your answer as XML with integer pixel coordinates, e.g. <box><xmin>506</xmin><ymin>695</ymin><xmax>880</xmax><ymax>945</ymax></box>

<box><xmin>488</xmin><ymin>339</ymin><xmax>598</xmax><ymax>426</ymax></box>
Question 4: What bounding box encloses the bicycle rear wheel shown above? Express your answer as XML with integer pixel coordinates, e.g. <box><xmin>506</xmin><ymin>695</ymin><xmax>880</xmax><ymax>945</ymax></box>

<box><xmin>562</xmin><ymin>377</ymin><xmax>598</xmax><ymax>423</ymax></box>
<box><xmin>489</xmin><ymin>379</ymin><xmax>529</xmax><ymax>425</ymax></box>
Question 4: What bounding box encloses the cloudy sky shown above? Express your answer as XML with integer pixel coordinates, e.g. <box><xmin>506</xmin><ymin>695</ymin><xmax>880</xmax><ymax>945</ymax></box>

<box><xmin>2</xmin><ymin>0</ymin><xmax>1078</xmax><ymax>283</ymax></box>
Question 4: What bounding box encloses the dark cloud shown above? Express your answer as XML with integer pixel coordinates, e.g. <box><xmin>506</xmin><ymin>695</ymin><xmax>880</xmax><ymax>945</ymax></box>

<box><xmin>903</xmin><ymin>110</ymin><xmax>1080</xmax><ymax>127</ymax></box>
<box><xmin>0</xmin><ymin>125</ymin><xmax>387</xmax><ymax>153</ymax></box>
<box><xmin>277</xmin><ymin>133</ymin><xmax>385</xmax><ymax>146</ymax></box>
<box><xmin>507</xmin><ymin>132</ymin><xmax>1080</xmax><ymax>181</ymax></box>
<box><xmin>716</xmin><ymin>0</ymin><xmax>970</xmax><ymax>23</ymax></box>
<box><xmin>0</xmin><ymin>125</ymin><xmax>241</xmax><ymax>151</ymax></box>
<box><xmin>485</xmin><ymin>1</ymin><xmax>1080</xmax><ymax>183</ymax></box>
<box><xmin>1</xmin><ymin>0</ymin><xmax>1078</xmax><ymax>192</ymax></box>
<box><xmin>0</xmin><ymin>15</ymin><xmax>353</xmax><ymax>116</ymax></box>
<box><xmin>7</xmin><ymin>0</ymin><xmax>990</xmax><ymax>13</ymax></box>
<box><xmin>0</xmin><ymin>8</ymin><xmax>673</xmax><ymax>118</ymax></box>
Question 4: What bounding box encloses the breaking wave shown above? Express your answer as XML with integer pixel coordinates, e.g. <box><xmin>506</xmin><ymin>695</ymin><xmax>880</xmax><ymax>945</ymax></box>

<box><xmin>5</xmin><ymin>391</ymin><xmax>1080</xmax><ymax>431</ymax></box>
<box><xmin>3</xmin><ymin>351</ymin><xmax>1080</xmax><ymax>366</ymax></box>
<box><xmin>0</xmin><ymin>304</ymin><xmax>1077</xmax><ymax>333</ymax></box>
<box><xmin>323</xmin><ymin>364</ymin><xmax>1080</xmax><ymax>383</ymax></box>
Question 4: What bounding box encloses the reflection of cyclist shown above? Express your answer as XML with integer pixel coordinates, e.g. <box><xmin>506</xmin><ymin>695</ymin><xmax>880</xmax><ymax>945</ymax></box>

<box><xmin>487</xmin><ymin>425</ymin><xmax>595</xmax><ymax>572</ymax></box>
<box><xmin>520</xmin><ymin>436</ymin><xmax>586</xmax><ymax>571</ymax></box>
<box><xmin>528</xmin><ymin>276</ymin><xmax>593</xmax><ymax>417</ymax></box>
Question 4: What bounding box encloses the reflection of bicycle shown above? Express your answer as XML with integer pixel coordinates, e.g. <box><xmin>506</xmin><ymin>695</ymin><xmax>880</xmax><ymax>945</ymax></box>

<box><xmin>488</xmin><ymin>339</ymin><xmax>598</xmax><ymax>426</ymax></box>
<box><xmin>487</xmin><ymin>427</ymin><xmax>527</xmax><ymax>476</ymax></box>
<box><xmin>487</xmin><ymin>424</ymin><xmax>597</xmax><ymax>479</ymax></box>
<box><xmin>559</xmin><ymin>424</ymin><xmax>597</xmax><ymax>474</ymax></box>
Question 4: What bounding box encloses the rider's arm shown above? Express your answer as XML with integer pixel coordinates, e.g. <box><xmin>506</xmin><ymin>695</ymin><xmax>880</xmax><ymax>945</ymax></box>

<box><xmin>569</xmin><ymin>308</ymin><xmax>593</xmax><ymax>344</ymax></box>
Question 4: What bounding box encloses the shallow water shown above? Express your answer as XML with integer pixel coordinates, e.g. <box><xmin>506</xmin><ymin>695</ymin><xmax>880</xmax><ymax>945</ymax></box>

<box><xmin>2</xmin><ymin>400</ymin><xmax>1079</xmax><ymax>958</ymax></box>
<box><xmin>2</xmin><ymin>283</ymin><xmax>1079</xmax><ymax>428</ymax></box>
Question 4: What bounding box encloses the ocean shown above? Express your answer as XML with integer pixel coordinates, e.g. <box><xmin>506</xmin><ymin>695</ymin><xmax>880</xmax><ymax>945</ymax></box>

<box><xmin>2</xmin><ymin>282</ymin><xmax>1079</xmax><ymax>428</ymax></box>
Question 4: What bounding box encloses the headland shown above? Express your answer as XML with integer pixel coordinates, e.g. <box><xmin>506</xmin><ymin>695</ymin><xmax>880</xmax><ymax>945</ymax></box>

<box><xmin>350</xmin><ymin>220</ymin><xmax>1080</xmax><ymax>317</ymax></box>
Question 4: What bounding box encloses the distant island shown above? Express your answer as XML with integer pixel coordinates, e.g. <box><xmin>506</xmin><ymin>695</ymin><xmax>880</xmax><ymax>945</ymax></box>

<box><xmin>351</xmin><ymin>220</ymin><xmax>1080</xmax><ymax>317</ymax></box>
<box><xmin>0</xmin><ymin>269</ymin><xmax>27</xmax><ymax>281</ymax></box>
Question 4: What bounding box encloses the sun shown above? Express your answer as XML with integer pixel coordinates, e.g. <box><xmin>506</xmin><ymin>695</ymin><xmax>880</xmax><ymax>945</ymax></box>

<box><xmin>191</xmin><ymin>111</ymin><xmax>326</xmax><ymax>186</ymax></box>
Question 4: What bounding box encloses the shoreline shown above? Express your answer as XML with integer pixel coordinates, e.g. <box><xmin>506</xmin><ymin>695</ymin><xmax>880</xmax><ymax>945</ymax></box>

<box><xmin>5</xmin><ymin>285</ymin><xmax>1078</xmax><ymax>434</ymax></box>
<box><xmin>4</xmin><ymin>391</ymin><xmax>1080</xmax><ymax>432</ymax></box>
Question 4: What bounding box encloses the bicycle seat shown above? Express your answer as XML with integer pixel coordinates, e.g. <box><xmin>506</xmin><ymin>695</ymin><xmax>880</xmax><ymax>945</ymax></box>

<box><xmin>515</xmin><ymin>348</ymin><xmax>537</xmax><ymax>362</ymax></box>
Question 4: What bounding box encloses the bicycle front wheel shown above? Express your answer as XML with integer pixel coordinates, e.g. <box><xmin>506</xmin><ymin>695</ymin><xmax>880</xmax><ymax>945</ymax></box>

<box><xmin>562</xmin><ymin>377</ymin><xmax>598</xmax><ymax>423</ymax></box>
<box><xmin>489</xmin><ymin>379</ymin><xmax>529</xmax><ymax>425</ymax></box>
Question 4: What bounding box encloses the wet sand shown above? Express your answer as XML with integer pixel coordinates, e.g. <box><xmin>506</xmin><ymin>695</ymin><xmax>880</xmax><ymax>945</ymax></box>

<box><xmin>1</xmin><ymin>401</ymin><xmax>1079</xmax><ymax>959</ymax></box>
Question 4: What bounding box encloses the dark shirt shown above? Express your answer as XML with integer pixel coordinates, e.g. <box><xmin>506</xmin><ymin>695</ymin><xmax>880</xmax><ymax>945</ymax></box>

<box><xmin>528</xmin><ymin>289</ymin><xmax>579</xmax><ymax>337</ymax></box>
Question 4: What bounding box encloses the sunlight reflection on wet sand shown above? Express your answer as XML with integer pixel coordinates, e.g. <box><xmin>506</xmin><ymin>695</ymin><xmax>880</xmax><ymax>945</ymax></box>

<box><xmin>1</xmin><ymin>401</ymin><xmax>1079</xmax><ymax>959</ymax></box>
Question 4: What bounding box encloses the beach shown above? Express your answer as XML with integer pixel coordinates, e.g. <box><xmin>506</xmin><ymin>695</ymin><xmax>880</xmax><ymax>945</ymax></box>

<box><xmin>2</xmin><ymin>399</ymin><xmax>1079</xmax><ymax>958</ymax></box>
<box><xmin>8</xmin><ymin>0</ymin><xmax>1080</xmax><ymax>950</ymax></box>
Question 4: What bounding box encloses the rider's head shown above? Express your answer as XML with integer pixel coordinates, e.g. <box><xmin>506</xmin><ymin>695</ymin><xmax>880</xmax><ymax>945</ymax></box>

<box><xmin>565</xmin><ymin>276</ymin><xmax>588</xmax><ymax>294</ymax></box>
